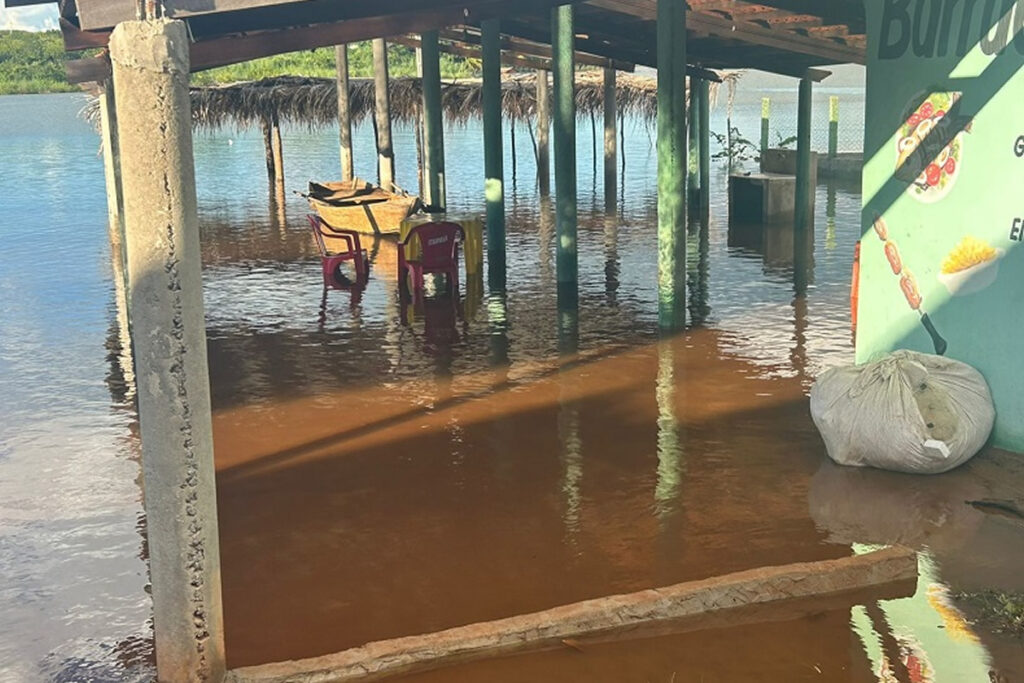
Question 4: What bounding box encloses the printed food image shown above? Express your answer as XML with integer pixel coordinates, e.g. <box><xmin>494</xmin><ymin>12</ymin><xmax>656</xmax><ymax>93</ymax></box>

<box><xmin>895</xmin><ymin>91</ymin><xmax>969</xmax><ymax>203</ymax></box>
<box><xmin>941</xmin><ymin>235</ymin><xmax>998</xmax><ymax>273</ymax></box>
<box><xmin>937</xmin><ymin>235</ymin><xmax>1003</xmax><ymax>296</ymax></box>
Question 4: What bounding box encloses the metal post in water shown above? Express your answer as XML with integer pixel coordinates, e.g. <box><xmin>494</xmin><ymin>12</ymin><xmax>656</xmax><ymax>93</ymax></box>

<box><xmin>336</xmin><ymin>44</ymin><xmax>354</xmax><ymax>182</ymax></box>
<box><xmin>552</xmin><ymin>4</ymin><xmax>578</xmax><ymax>302</ymax></box>
<box><xmin>482</xmin><ymin>18</ymin><xmax>505</xmax><ymax>290</ymax></box>
<box><xmin>761</xmin><ymin>96</ymin><xmax>771</xmax><ymax>156</ymax></box>
<box><xmin>108</xmin><ymin>19</ymin><xmax>225</xmax><ymax>682</ymax></box>
<box><xmin>536</xmin><ymin>69</ymin><xmax>551</xmax><ymax>195</ymax></box>
<box><xmin>603</xmin><ymin>66</ymin><xmax>617</xmax><ymax>213</ymax></box>
<box><xmin>656</xmin><ymin>0</ymin><xmax>687</xmax><ymax>331</ymax></box>
<box><xmin>688</xmin><ymin>78</ymin><xmax>699</xmax><ymax>206</ymax></box>
<box><xmin>373</xmin><ymin>38</ymin><xmax>395</xmax><ymax>191</ymax></box>
<box><xmin>828</xmin><ymin>95</ymin><xmax>839</xmax><ymax>159</ymax></box>
<box><xmin>794</xmin><ymin>76</ymin><xmax>814</xmax><ymax>293</ymax></box>
<box><xmin>698</xmin><ymin>78</ymin><xmax>711</xmax><ymax>219</ymax></box>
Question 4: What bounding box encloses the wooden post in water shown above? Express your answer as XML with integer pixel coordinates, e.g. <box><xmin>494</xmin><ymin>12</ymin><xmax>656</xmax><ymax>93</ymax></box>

<box><xmin>795</xmin><ymin>77</ymin><xmax>814</xmax><ymax>234</ymax></box>
<box><xmin>373</xmin><ymin>38</ymin><xmax>395</xmax><ymax>191</ymax></box>
<box><xmin>421</xmin><ymin>30</ymin><xmax>446</xmax><ymax>211</ymax></box>
<box><xmin>656</xmin><ymin>0</ymin><xmax>687</xmax><ymax>331</ymax></box>
<box><xmin>261</xmin><ymin>119</ymin><xmax>275</xmax><ymax>185</ymax></box>
<box><xmin>336</xmin><ymin>44</ymin><xmax>354</xmax><ymax>182</ymax></box>
<box><xmin>553</xmin><ymin>4</ymin><xmax>577</xmax><ymax>300</ymax></box>
<box><xmin>108</xmin><ymin>19</ymin><xmax>225</xmax><ymax>682</ymax></box>
<box><xmin>270</xmin><ymin>112</ymin><xmax>285</xmax><ymax>203</ymax></box>
<box><xmin>698</xmin><ymin>78</ymin><xmax>711</xmax><ymax>218</ymax></box>
<box><xmin>536</xmin><ymin>69</ymin><xmax>551</xmax><ymax>195</ymax></box>
<box><xmin>761</xmin><ymin>96</ymin><xmax>771</xmax><ymax>156</ymax></box>
<box><xmin>482</xmin><ymin>19</ymin><xmax>506</xmax><ymax>290</ymax></box>
<box><xmin>828</xmin><ymin>95</ymin><xmax>839</xmax><ymax>159</ymax></box>
<box><xmin>603</xmin><ymin>66</ymin><xmax>617</xmax><ymax>213</ymax></box>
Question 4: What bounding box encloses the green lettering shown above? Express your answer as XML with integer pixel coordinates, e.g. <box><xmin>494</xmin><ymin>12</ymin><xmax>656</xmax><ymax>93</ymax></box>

<box><xmin>881</xmin><ymin>0</ymin><xmax>914</xmax><ymax>58</ymax></box>
<box><xmin>980</xmin><ymin>0</ymin><xmax>1014</xmax><ymax>54</ymax></box>
<box><xmin>937</xmin><ymin>0</ymin><xmax>964</xmax><ymax>56</ymax></box>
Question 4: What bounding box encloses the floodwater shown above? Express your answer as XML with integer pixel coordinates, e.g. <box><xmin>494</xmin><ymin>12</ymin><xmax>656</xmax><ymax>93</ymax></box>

<box><xmin>1</xmin><ymin>90</ymin><xmax>1023</xmax><ymax>682</ymax></box>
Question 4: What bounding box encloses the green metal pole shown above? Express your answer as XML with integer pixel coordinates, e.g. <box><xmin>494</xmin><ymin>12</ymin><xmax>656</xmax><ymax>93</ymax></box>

<box><xmin>795</xmin><ymin>77</ymin><xmax>813</xmax><ymax>237</ymax></box>
<box><xmin>656</xmin><ymin>0</ymin><xmax>686</xmax><ymax>331</ymax></box>
<box><xmin>698</xmin><ymin>78</ymin><xmax>710</xmax><ymax>218</ymax></box>
<box><xmin>794</xmin><ymin>76</ymin><xmax>813</xmax><ymax>293</ymax></box>
<box><xmin>602</xmin><ymin>66</ymin><xmax>617</xmax><ymax>214</ymax></box>
<box><xmin>421</xmin><ymin>30</ymin><xmax>446</xmax><ymax>211</ymax></box>
<box><xmin>828</xmin><ymin>95</ymin><xmax>839</xmax><ymax>159</ymax></box>
<box><xmin>760</xmin><ymin>96</ymin><xmax>770</xmax><ymax>156</ymax></box>
<box><xmin>688</xmin><ymin>78</ymin><xmax>699</xmax><ymax>206</ymax></box>
<box><xmin>553</xmin><ymin>4</ymin><xmax>577</xmax><ymax>298</ymax></box>
<box><xmin>482</xmin><ymin>19</ymin><xmax>505</xmax><ymax>290</ymax></box>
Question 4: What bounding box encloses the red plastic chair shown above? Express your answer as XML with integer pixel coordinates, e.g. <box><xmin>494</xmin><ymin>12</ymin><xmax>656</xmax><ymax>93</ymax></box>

<box><xmin>398</xmin><ymin>221</ymin><xmax>464</xmax><ymax>299</ymax></box>
<box><xmin>307</xmin><ymin>214</ymin><xmax>368</xmax><ymax>288</ymax></box>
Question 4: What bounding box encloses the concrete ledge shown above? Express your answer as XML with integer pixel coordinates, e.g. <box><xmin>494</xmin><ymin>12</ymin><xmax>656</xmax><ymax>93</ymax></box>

<box><xmin>819</xmin><ymin>152</ymin><xmax>864</xmax><ymax>180</ymax></box>
<box><xmin>227</xmin><ymin>546</ymin><xmax>917</xmax><ymax>683</ymax></box>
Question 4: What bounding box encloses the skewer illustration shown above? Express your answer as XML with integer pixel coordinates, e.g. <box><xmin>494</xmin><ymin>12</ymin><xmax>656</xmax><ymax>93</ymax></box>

<box><xmin>872</xmin><ymin>214</ymin><xmax>948</xmax><ymax>355</ymax></box>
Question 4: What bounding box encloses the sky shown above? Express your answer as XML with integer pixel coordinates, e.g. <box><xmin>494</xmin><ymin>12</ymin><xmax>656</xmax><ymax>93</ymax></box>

<box><xmin>0</xmin><ymin>3</ymin><xmax>59</xmax><ymax>31</ymax></box>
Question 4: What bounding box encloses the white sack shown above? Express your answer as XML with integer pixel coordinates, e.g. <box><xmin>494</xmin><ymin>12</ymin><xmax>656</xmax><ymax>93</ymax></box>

<box><xmin>810</xmin><ymin>350</ymin><xmax>994</xmax><ymax>474</ymax></box>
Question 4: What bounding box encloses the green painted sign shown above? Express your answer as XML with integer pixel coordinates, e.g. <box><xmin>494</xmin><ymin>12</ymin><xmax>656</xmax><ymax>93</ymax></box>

<box><xmin>858</xmin><ymin>0</ymin><xmax>1024</xmax><ymax>451</ymax></box>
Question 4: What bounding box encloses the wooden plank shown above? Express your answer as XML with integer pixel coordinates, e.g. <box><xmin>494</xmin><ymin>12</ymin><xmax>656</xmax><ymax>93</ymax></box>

<box><xmin>440</xmin><ymin>27</ymin><xmax>635</xmax><ymax>72</ymax></box>
<box><xmin>225</xmin><ymin>547</ymin><xmax>917</xmax><ymax>683</ymax></box>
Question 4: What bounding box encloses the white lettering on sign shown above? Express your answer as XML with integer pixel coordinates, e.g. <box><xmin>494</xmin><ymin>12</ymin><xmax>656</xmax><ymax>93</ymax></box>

<box><xmin>427</xmin><ymin>236</ymin><xmax>449</xmax><ymax>246</ymax></box>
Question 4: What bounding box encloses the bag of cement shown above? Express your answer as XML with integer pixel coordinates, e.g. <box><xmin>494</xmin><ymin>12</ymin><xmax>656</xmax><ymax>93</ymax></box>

<box><xmin>809</xmin><ymin>350</ymin><xmax>994</xmax><ymax>474</ymax></box>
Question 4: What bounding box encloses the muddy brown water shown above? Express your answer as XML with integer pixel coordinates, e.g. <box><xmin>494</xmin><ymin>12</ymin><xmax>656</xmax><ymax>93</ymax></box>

<box><xmin>2</xmin><ymin>93</ymin><xmax>1023</xmax><ymax>682</ymax></box>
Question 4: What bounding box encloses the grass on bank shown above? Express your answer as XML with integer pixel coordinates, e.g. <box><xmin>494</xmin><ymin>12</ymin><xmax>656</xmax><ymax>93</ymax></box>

<box><xmin>956</xmin><ymin>591</ymin><xmax>1024</xmax><ymax>636</ymax></box>
<box><xmin>0</xmin><ymin>30</ymin><xmax>479</xmax><ymax>95</ymax></box>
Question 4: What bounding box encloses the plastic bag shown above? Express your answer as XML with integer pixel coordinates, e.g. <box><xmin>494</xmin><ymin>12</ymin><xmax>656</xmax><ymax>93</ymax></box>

<box><xmin>810</xmin><ymin>350</ymin><xmax>994</xmax><ymax>474</ymax></box>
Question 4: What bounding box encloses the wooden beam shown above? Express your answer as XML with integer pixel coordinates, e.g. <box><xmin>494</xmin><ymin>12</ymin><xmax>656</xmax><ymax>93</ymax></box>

<box><xmin>393</xmin><ymin>35</ymin><xmax>554</xmax><ymax>71</ymax></box>
<box><xmin>440</xmin><ymin>26</ymin><xmax>635</xmax><ymax>72</ymax></box>
<box><xmin>225</xmin><ymin>547</ymin><xmax>917</xmax><ymax>683</ymax></box>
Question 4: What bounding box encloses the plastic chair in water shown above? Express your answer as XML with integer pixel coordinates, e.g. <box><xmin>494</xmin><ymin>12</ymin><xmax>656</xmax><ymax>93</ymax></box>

<box><xmin>397</xmin><ymin>221</ymin><xmax>464</xmax><ymax>300</ymax></box>
<box><xmin>307</xmin><ymin>214</ymin><xmax>368</xmax><ymax>289</ymax></box>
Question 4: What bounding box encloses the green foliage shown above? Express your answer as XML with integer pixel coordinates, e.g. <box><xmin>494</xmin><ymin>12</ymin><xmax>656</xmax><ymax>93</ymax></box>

<box><xmin>0</xmin><ymin>30</ymin><xmax>81</xmax><ymax>95</ymax></box>
<box><xmin>774</xmin><ymin>131</ymin><xmax>798</xmax><ymax>149</ymax></box>
<box><xmin>711</xmin><ymin>126</ymin><xmax>759</xmax><ymax>166</ymax></box>
<box><xmin>956</xmin><ymin>591</ymin><xmax>1024</xmax><ymax>636</ymax></box>
<box><xmin>191</xmin><ymin>42</ymin><xmax>480</xmax><ymax>85</ymax></box>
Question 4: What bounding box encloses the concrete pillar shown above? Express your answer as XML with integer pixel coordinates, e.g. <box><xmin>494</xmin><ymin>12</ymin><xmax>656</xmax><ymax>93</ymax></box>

<box><xmin>656</xmin><ymin>0</ymin><xmax>687</xmax><ymax>331</ymax></box>
<box><xmin>372</xmin><ymin>38</ymin><xmax>395</xmax><ymax>191</ymax></box>
<box><xmin>99</xmin><ymin>77</ymin><xmax>135</xmax><ymax>396</ymax></box>
<box><xmin>552</xmin><ymin>4</ymin><xmax>577</xmax><ymax>300</ymax></box>
<box><xmin>698</xmin><ymin>78</ymin><xmax>711</xmax><ymax>217</ymax></box>
<box><xmin>535</xmin><ymin>69</ymin><xmax>551</xmax><ymax>195</ymax></box>
<box><xmin>335</xmin><ymin>44</ymin><xmax>354</xmax><ymax>182</ymax></box>
<box><xmin>482</xmin><ymin>18</ymin><xmax>505</xmax><ymax>291</ymax></box>
<box><xmin>421</xmin><ymin>30</ymin><xmax>446</xmax><ymax>211</ymax></box>
<box><xmin>108</xmin><ymin>19</ymin><xmax>225</xmax><ymax>683</ymax></box>
<box><xmin>603</xmin><ymin>66</ymin><xmax>617</xmax><ymax>213</ymax></box>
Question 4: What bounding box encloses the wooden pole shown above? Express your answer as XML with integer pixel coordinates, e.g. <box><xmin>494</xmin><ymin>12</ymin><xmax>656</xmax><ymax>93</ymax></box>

<box><xmin>656</xmin><ymin>0</ymin><xmax>687</xmax><ymax>331</ymax></box>
<box><xmin>270</xmin><ymin>112</ymin><xmax>285</xmax><ymax>202</ymax></box>
<box><xmin>698</xmin><ymin>78</ymin><xmax>711</xmax><ymax>218</ymax></box>
<box><xmin>109</xmin><ymin>20</ymin><xmax>224</xmax><ymax>681</ymax></box>
<box><xmin>603</xmin><ymin>67</ymin><xmax>617</xmax><ymax>213</ymax></box>
<box><xmin>372</xmin><ymin>38</ymin><xmax>395</xmax><ymax>191</ymax></box>
<box><xmin>335</xmin><ymin>44</ymin><xmax>354</xmax><ymax>182</ymax></box>
<box><xmin>553</xmin><ymin>4</ymin><xmax>577</xmax><ymax>297</ymax></box>
<box><xmin>421</xmin><ymin>30</ymin><xmax>446</xmax><ymax>211</ymax></box>
<box><xmin>510</xmin><ymin>118</ymin><xmax>518</xmax><ymax>181</ymax></box>
<box><xmin>261</xmin><ymin>119</ymin><xmax>275</xmax><ymax>185</ymax></box>
<box><xmin>535</xmin><ymin>68</ymin><xmax>551</xmax><ymax>195</ymax></box>
<box><xmin>482</xmin><ymin>18</ymin><xmax>505</xmax><ymax>290</ymax></box>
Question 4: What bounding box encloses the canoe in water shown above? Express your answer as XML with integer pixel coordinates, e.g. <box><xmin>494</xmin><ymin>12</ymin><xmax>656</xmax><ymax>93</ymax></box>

<box><xmin>305</xmin><ymin>179</ymin><xmax>422</xmax><ymax>236</ymax></box>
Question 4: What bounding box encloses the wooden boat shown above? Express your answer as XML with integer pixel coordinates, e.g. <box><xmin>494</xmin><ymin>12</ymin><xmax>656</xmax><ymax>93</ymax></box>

<box><xmin>304</xmin><ymin>178</ymin><xmax>422</xmax><ymax>236</ymax></box>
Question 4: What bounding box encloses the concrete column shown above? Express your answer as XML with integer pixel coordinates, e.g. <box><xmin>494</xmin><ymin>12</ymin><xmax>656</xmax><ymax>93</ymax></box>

<box><xmin>99</xmin><ymin>77</ymin><xmax>134</xmax><ymax>395</ymax></box>
<box><xmin>108</xmin><ymin>19</ymin><xmax>224</xmax><ymax>683</ymax></box>
<box><xmin>482</xmin><ymin>18</ymin><xmax>505</xmax><ymax>291</ymax></box>
<box><xmin>373</xmin><ymin>38</ymin><xmax>395</xmax><ymax>191</ymax></box>
<box><xmin>552</xmin><ymin>4</ymin><xmax>577</xmax><ymax>299</ymax></box>
<box><xmin>535</xmin><ymin>69</ymin><xmax>551</xmax><ymax>195</ymax></box>
<box><xmin>335</xmin><ymin>44</ymin><xmax>354</xmax><ymax>182</ymax></box>
<box><xmin>421</xmin><ymin>30</ymin><xmax>446</xmax><ymax>211</ymax></box>
<box><xmin>656</xmin><ymin>0</ymin><xmax>687</xmax><ymax>331</ymax></box>
<box><xmin>698</xmin><ymin>78</ymin><xmax>711</xmax><ymax>217</ymax></box>
<box><xmin>603</xmin><ymin>66</ymin><xmax>617</xmax><ymax>213</ymax></box>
